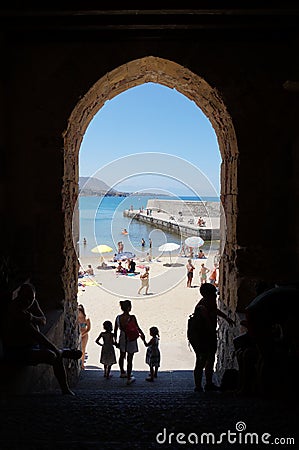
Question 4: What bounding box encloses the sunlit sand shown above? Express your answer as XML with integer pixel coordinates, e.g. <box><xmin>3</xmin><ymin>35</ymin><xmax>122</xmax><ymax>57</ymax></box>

<box><xmin>78</xmin><ymin>250</ymin><xmax>218</xmax><ymax>373</ymax></box>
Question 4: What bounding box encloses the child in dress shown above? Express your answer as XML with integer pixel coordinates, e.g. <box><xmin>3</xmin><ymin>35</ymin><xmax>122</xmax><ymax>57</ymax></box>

<box><xmin>95</xmin><ymin>320</ymin><xmax>117</xmax><ymax>378</ymax></box>
<box><xmin>143</xmin><ymin>326</ymin><xmax>161</xmax><ymax>382</ymax></box>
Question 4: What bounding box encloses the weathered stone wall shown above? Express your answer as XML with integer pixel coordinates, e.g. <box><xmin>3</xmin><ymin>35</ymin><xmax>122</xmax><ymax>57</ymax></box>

<box><xmin>64</xmin><ymin>56</ymin><xmax>239</xmax><ymax>322</ymax></box>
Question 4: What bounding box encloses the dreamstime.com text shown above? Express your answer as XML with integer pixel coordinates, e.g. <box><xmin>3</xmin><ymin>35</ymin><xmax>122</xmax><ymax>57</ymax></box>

<box><xmin>156</xmin><ymin>422</ymin><xmax>295</xmax><ymax>446</ymax></box>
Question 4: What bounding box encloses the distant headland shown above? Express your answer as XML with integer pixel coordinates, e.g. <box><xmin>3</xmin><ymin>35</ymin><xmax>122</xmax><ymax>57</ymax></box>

<box><xmin>79</xmin><ymin>176</ymin><xmax>168</xmax><ymax>197</ymax></box>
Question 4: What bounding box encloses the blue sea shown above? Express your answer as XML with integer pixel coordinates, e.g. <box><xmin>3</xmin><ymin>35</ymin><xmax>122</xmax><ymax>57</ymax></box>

<box><xmin>78</xmin><ymin>195</ymin><xmax>219</xmax><ymax>259</ymax></box>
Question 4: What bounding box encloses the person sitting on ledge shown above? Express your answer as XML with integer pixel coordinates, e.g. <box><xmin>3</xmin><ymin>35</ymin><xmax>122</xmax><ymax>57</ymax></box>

<box><xmin>2</xmin><ymin>283</ymin><xmax>82</xmax><ymax>395</ymax></box>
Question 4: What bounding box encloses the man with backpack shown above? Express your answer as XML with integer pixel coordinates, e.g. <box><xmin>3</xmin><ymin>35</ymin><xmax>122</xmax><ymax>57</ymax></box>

<box><xmin>188</xmin><ymin>283</ymin><xmax>234</xmax><ymax>392</ymax></box>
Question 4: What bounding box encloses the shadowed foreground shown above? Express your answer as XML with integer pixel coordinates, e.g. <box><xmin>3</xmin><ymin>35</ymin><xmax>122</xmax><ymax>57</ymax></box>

<box><xmin>1</xmin><ymin>369</ymin><xmax>298</xmax><ymax>449</ymax></box>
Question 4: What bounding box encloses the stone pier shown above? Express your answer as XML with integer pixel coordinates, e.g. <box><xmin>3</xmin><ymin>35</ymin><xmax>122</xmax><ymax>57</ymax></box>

<box><xmin>123</xmin><ymin>200</ymin><xmax>220</xmax><ymax>240</ymax></box>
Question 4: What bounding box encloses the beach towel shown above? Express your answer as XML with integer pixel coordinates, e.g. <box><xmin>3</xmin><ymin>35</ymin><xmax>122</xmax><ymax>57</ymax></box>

<box><xmin>82</xmin><ymin>279</ymin><xmax>101</xmax><ymax>286</ymax></box>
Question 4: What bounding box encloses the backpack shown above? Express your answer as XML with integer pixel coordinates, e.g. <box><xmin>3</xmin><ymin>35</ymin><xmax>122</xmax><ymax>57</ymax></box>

<box><xmin>125</xmin><ymin>317</ymin><xmax>140</xmax><ymax>341</ymax></box>
<box><xmin>187</xmin><ymin>310</ymin><xmax>203</xmax><ymax>350</ymax></box>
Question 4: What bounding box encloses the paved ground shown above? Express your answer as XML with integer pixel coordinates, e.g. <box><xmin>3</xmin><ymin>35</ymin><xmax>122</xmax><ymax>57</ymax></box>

<box><xmin>1</xmin><ymin>368</ymin><xmax>298</xmax><ymax>449</ymax></box>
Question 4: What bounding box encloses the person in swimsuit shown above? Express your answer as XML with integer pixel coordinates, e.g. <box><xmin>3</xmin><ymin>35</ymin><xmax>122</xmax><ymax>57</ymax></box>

<box><xmin>200</xmin><ymin>263</ymin><xmax>210</xmax><ymax>285</ymax></box>
<box><xmin>114</xmin><ymin>300</ymin><xmax>145</xmax><ymax>385</ymax></box>
<box><xmin>186</xmin><ymin>259</ymin><xmax>195</xmax><ymax>288</ymax></box>
<box><xmin>198</xmin><ymin>250</ymin><xmax>205</xmax><ymax>259</ymax></box>
<box><xmin>137</xmin><ymin>267</ymin><xmax>150</xmax><ymax>295</ymax></box>
<box><xmin>77</xmin><ymin>304</ymin><xmax>91</xmax><ymax>369</ymax></box>
<box><xmin>209</xmin><ymin>264</ymin><xmax>219</xmax><ymax>286</ymax></box>
<box><xmin>84</xmin><ymin>264</ymin><xmax>94</xmax><ymax>276</ymax></box>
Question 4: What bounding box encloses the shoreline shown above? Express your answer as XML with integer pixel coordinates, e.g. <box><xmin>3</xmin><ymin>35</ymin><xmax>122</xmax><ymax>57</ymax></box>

<box><xmin>78</xmin><ymin>195</ymin><xmax>220</xmax><ymax>257</ymax></box>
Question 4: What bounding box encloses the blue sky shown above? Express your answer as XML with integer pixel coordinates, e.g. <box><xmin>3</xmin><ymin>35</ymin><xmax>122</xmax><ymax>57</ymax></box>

<box><xmin>79</xmin><ymin>83</ymin><xmax>221</xmax><ymax>196</ymax></box>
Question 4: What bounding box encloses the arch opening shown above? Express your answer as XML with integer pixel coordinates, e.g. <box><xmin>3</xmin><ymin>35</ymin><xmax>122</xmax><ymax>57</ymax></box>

<box><xmin>63</xmin><ymin>56</ymin><xmax>239</xmax><ymax>373</ymax></box>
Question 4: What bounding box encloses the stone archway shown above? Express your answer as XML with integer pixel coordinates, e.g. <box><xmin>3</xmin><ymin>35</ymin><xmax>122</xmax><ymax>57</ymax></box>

<box><xmin>63</xmin><ymin>56</ymin><xmax>239</xmax><ymax>369</ymax></box>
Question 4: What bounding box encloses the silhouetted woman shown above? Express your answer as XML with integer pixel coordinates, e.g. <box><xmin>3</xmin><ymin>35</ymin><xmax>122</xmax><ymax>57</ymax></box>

<box><xmin>114</xmin><ymin>300</ymin><xmax>145</xmax><ymax>385</ymax></box>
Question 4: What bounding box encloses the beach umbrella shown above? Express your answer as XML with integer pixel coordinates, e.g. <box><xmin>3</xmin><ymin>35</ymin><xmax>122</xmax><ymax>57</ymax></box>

<box><xmin>158</xmin><ymin>242</ymin><xmax>180</xmax><ymax>264</ymax></box>
<box><xmin>114</xmin><ymin>251</ymin><xmax>136</xmax><ymax>261</ymax></box>
<box><xmin>91</xmin><ymin>244</ymin><xmax>113</xmax><ymax>254</ymax></box>
<box><xmin>185</xmin><ymin>236</ymin><xmax>204</xmax><ymax>248</ymax></box>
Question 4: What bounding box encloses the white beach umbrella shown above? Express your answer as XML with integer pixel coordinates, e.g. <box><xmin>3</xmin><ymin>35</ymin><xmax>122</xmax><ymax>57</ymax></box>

<box><xmin>185</xmin><ymin>236</ymin><xmax>204</xmax><ymax>248</ymax></box>
<box><xmin>158</xmin><ymin>242</ymin><xmax>180</xmax><ymax>264</ymax></box>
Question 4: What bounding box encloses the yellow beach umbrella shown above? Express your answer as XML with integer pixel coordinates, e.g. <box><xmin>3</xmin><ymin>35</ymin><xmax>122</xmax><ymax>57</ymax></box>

<box><xmin>91</xmin><ymin>244</ymin><xmax>113</xmax><ymax>254</ymax></box>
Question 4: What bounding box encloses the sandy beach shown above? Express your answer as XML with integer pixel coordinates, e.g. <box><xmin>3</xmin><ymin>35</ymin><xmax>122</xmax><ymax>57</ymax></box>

<box><xmin>77</xmin><ymin>249</ymin><xmax>218</xmax><ymax>374</ymax></box>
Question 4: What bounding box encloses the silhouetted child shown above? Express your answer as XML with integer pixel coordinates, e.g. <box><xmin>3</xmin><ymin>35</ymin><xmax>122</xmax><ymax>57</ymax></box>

<box><xmin>143</xmin><ymin>326</ymin><xmax>161</xmax><ymax>381</ymax></box>
<box><xmin>95</xmin><ymin>320</ymin><xmax>117</xmax><ymax>378</ymax></box>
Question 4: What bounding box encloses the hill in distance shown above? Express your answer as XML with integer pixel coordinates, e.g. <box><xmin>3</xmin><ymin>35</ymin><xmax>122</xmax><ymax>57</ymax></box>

<box><xmin>79</xmin><ymin>176</ymin><xmax>167</xmax><ymax>197</ymax></box>
<box><xmin>79</xmin><ymin>177</ymin><xmax>128</xmax><ymax>196</ymax></box>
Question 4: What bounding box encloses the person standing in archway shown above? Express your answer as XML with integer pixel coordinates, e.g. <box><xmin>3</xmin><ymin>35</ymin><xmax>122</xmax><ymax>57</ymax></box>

<box><xmin>191</xmin><ymin>283</ymin><xmax>234</xmax><ymax>392</ymax></box>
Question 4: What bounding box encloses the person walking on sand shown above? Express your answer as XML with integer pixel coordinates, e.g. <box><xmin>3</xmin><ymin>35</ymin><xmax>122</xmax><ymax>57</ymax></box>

<box><xmin>114</xmin><ymin>300</ymin><xmax>145</xmax><ymax>385</ymax></box>
<box><xmin>186</xmin><ymin>259</ymin><xmax>195</xmax><ymax>288</ymax></box>
<box><xmin>200</xmin><ymin>263</ymin><xmax>210</xmax><ymax>285</ymax></box>
<box><xmin>77</xmin><ymin>304</ymin><xmax>91</xmax><ymax>369</ymax></box>
<box><xmin>138</xmin><ymin>266</ymin><xmax>150</xmax><ymax>295</ymax></box>
<box><xmin>142</xmin><ymin>326</ymin><xmax>161</xmax><ymax>382</ymax></box>
<box><xmin>95</xmin><ymin>320</ymin><xmax>117</xmax><ymax>379</ymax></box>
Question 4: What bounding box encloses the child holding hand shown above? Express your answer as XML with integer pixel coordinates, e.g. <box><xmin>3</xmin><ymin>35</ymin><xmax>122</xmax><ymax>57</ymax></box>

<box><xmin>95</xmin><ymin>320</ymin><xmax>117</xmax><ymax>378</ymax></box>
<box><xmin>143</xmin><ymin>326</ymin><xmax>161</xmax><ymax>382</ymax></box>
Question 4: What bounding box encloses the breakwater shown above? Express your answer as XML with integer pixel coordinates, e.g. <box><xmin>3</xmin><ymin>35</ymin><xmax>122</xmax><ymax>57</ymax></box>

<box><xmin>123</xmin><ymin>200</ymin><xmax>220</xmax><ymax>240</ymax></box>
<box><xmin>146</xmin><ymin>199</ymin><xmax>220</xmax><ymax>217</ymax></box>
